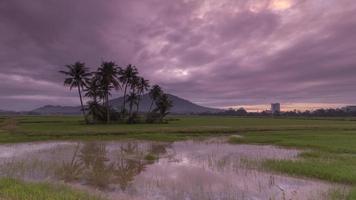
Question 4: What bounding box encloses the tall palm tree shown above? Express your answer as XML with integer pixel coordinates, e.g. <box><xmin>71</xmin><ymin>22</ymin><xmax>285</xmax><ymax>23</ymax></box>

<box><xmin>85</xmin><ymin>75</ymin><xmax>104</xmax><ymax>104</ymax></box>
<box><xmin>153</xmin><ymin>93</ymin><xmax>173</xmax><ymax>122</ymax></box>
<box><xmin>148</xmin><ymin>85</ymin><xmax>162</xmax><ymax>112</ymax></box>
<box><xmin>136</xmin><ymin>77</ymin><xmax>150</xmax><ymax>113</ymax></box>
<box><xmin>86</xmin><ymin>101</ymin><xmax>105</xmax><ymax>123</ymax></box>
<box><xmin>127</xmin><ymin>92</ymin><xmax>139</xmax><ymax>117</ymax></box>
<box><xmin>130</xmin><ymin>75</ymin><xmax>140</xmax><ymax>94</ymax></box>
<box><xmin>96</xmin><ymin>61</ymin><xmax>121</xmax><ymax>123</ymax></box>
<box><xmin>118</xmin><ymin>64</ymin><xmax>138</xmax><ymax>113</ymax></box>
<box><xmin>84</xmin><ymin>76</ymin><xmax>105</xmax><ymax>123</ymax></box>
<box><xmin>59</xmin><ymin>62</ymin><xmax>91</xmax><ymax>122</ymax></box>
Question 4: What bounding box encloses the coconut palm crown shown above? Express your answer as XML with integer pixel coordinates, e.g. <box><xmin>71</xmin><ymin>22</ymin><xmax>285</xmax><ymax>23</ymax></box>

<box><xmin>59</xmin><ymin>62</ymin><xmax>91</xmax><ymax>122</ymax></box>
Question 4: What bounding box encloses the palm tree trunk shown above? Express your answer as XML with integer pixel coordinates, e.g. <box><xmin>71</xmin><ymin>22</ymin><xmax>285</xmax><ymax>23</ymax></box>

<box><xmin>129</xmin><ymin>103</ymin><xmax>133</xmax><ymax>117</ymax></box>
<box><xmin>122</xmin><ymin>82</ymin><xmax>128</xmax><ymax>114</ymax></box>
<box><xmin>106</xmin><ymin>93</ymin><xmax>110</xmax><ymax>124</ymax></box>
<box><xmin>136</xmin><ymin>93</ymin><xmax>141</xmax><ymax>113</ymax></box>
<box><xmin>77</xmin><ymin>86</ymin><xmax>87</xmax><ymax>123</ymax></box>
<box><xmin>149</xmin><ymin>100</ymin><xmax>154</xmax><ymax>112</ymax></box>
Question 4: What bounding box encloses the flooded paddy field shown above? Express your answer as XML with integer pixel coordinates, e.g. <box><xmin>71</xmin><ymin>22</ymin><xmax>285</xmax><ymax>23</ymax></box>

<box><xmin>0</xmin><ymin>139</ymin><xmax>342</xmax><ymax>200</ymax></box>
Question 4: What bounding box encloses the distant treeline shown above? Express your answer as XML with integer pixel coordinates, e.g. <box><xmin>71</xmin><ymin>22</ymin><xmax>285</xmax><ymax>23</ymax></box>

<box><xmin>198</xmin><ymin>108</ymin><xmax>356</xmax><ymax>117</ymax></box>
<box><xmin>275</xmin><ymin>108</ymin><xmax>356</xmax><ymax>117</ymax></box>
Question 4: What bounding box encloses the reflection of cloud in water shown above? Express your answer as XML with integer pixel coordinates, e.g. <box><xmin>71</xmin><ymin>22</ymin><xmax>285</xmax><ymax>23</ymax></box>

<box><xmin>0</xmin><ymin>140</ymin><xmax>341</xmax><ymax>200</ymax></box>
<box><xmin>134</xmin><ymin>141</ymin><xmax>329</xmax><ymax>200</ymax></box>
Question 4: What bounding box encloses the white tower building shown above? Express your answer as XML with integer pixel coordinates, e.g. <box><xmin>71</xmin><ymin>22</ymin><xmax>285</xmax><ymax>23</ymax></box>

<box><xmin>271</xmin><ymin>103</ymin><xmax>280</xmax><ymax>114</ymax></box>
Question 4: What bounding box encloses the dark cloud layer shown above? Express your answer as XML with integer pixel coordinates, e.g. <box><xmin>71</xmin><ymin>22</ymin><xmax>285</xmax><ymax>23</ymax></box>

<box><xmin>0</xmin><ymin>0</ymin><xmax>355</xmax><ymax>111</ymax></box>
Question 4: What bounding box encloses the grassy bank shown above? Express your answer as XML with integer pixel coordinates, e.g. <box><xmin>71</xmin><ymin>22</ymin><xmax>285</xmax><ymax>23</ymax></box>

<box><xmin>0</xmin><ymin>178</ymin><xmax>103</xmax><ymax>200</ymax></box>
<box><xmin>229</xmin><ymin>130</ymin><xmax>356</xmax><ymax>199</ymax></box>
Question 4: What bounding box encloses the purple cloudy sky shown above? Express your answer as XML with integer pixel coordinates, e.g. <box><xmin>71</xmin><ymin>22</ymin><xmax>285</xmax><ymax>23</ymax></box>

<box><xmin>0</xmin><ymin>0</ymin><xmax>355</xmax><ymax>111</ymax></box>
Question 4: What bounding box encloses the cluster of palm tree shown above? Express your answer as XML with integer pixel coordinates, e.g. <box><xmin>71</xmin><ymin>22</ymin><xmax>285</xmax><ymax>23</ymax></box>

<box><xmin>60</xmin><ymin>61</ymin><xmax>172</xmax><ymax>124</ymax></box>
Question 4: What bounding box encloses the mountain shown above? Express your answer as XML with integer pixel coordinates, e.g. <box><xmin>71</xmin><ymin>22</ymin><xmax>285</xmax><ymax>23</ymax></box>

<box><xmin>31</xmin><ymin>94</ymin><xmax>222</xmax><ymax>115</ymax></box>
<box><xmin>0</xmin><ymin>109</ymin><xmax>19</xmax><ymax>116</ymax></box>
<box><xmin>31</xmin><ymin>105</ymin><xmax>81</xmax><ymax>115</ymax></box>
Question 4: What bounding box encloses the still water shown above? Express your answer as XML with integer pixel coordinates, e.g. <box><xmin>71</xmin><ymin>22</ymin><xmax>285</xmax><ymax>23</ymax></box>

<box><xmin>0</xmin><ymin>139</ymin><xmax>334</xmax><ymax>200</ymax></box>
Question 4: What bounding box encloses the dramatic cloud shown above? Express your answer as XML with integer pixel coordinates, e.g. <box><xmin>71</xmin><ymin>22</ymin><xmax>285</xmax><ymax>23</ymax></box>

<box><xmin>0</xmin><ymin>0</ymin><xmax>355</xmax><ymax>111</ymax></box>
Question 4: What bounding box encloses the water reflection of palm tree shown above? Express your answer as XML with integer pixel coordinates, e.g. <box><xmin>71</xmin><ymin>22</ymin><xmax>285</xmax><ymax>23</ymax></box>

<box><xmin>113</xmin><ymin>158</ymin><xmax>146</xmax><ymax>190</ymax></box>
<box><xmin>149</xmin><ymin>143</ymin><xmax>167</xmax><ymax>155</ymax></box>
<box><xmin>120</xmin><ymin>142</ymin><xmax>139</xmax><ymax>155</ymax></box>
<box><xmin>56</xmin><ymin>142</ymin><xmax>112</xmax><ymax>188</ymax></box>
<box><xmin>113</xmin><ymin>142</ymin><xmax>146</xmax><ymax>190</ymax></box>
<box><xmin>79</xmin><ymin>142</ymin><xmax>113</xmax><ymax>189</ymax></box>
<box><xmin>78</xmin><ymin>142</ymin><xmax>109</xmax><ymax>167</ymax></box>
<box><xmin>56</xmin><ymin>143</ymin><xmax>83</xmax><ymax>182</ymax></box>
<box><xmin>56</xmin><ymin>142</ymin><xmax>167</xmax><ymax>191</ymax></box>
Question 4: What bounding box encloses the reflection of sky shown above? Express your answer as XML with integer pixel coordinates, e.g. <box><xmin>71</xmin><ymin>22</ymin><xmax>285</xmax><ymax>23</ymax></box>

<box><xmin>0</xmin><ymin>142</ymin><xmax>72</xmax><ymax>159</ymax></box>
<box><xmin>137</xmin><ymin>140</ymin><xmax>330</xmax><ymax>200</ymax></box>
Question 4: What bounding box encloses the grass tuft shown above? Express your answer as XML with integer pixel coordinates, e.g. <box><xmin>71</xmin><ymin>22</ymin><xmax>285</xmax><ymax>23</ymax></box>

<box><xmin>144</xmin><ymin>153</ymin><xmax>158</xmax><ymax>161</ymax></box>
<box><xmin>0</xmin><ymin>178</ymin><xmax>104</xmax><ymax>200</ymax></box>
